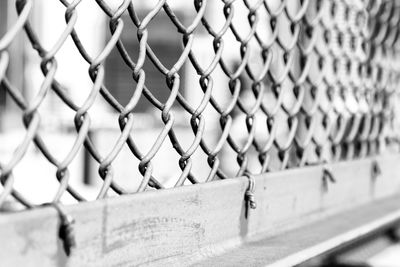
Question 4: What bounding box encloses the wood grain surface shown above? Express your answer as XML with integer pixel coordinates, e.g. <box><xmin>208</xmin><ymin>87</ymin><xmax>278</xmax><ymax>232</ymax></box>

<box><xmin>1</xmin><ymin>154</ymin><xmax>400</xmax><ymax>266</ymax></box>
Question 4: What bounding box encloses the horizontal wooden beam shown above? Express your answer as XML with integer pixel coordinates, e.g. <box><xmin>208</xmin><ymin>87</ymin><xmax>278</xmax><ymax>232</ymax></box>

<box><xmin>195</xmin><ymin>193</ymin><xmax>400</xmax><ymax>266</ymax></box>
<box><xmin>1</xmin><ymin>154</ymin><xmax>400</xmax><ymax>266</ymax></box>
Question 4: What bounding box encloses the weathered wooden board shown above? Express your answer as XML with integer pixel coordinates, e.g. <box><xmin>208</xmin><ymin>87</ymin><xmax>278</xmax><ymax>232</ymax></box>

<box><xmin>194</xmin><ymin>193</ymin><xmax>400</xmax><ymax>267</ymax></box>
<box><xmin>0</xmin><ymin>154</ymin><xmax>400</xmax><ymax>266</ymax></box>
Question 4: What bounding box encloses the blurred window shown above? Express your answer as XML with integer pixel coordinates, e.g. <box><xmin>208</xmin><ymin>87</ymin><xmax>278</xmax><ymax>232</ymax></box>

<box><xmin>105</xmin><ymin>11</ymin><xmax>187</xmax><ymax>112</ymax></box>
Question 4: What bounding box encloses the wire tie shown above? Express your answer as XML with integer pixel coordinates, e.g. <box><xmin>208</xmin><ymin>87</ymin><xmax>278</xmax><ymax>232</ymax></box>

<box><xmin>322</xmin><ymin>164</ymin><xmax>336</xmax><ymax>191</ymax></box>
<box><xmin>44</xmin><ymin>202</ymin><xmax>76</xmax><ymax>256</ymax></box>
<box><xmin>244</xmin><ymin>171</ymin><xmax>257</xmax><ymax>210</ymax></box>
<box><xmin>371</xmin><ymin>159</ymin><xmax>381</xmax><ymax>181</ymax></box>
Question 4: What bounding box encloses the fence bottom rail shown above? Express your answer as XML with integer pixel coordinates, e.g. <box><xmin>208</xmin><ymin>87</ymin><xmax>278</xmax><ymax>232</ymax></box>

<box><xmin>1</xmin><ymin>154</ymin><xmax>400</xmax><ymax>266</ymax></box>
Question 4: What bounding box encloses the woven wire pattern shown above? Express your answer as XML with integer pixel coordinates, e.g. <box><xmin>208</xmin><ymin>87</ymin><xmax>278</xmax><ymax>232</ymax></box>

<box><xmin>0</xmin><ymin>0</ymin><xmax>399</xmax><ymax>208</ymax></box>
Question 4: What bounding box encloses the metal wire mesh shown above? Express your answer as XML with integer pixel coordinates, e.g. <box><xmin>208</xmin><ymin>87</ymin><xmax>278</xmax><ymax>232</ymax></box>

<box><xmin>0</xmin><ymin>0</ymin><xmax>399</xmax><ymax>209</ymax></box>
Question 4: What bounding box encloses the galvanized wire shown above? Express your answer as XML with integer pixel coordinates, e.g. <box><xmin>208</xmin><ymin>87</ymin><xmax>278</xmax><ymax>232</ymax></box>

<box><xmin>0</xmin><ymin>0</ymin><xmax>399</xmax><ymax>209</ymax></box>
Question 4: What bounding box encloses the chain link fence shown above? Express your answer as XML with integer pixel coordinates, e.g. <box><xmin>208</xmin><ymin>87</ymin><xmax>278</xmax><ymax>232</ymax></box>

<box><xmin>0</xmin><ymin>0</ymin><xmax>399</xmax><ymax>209</ymax></box>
